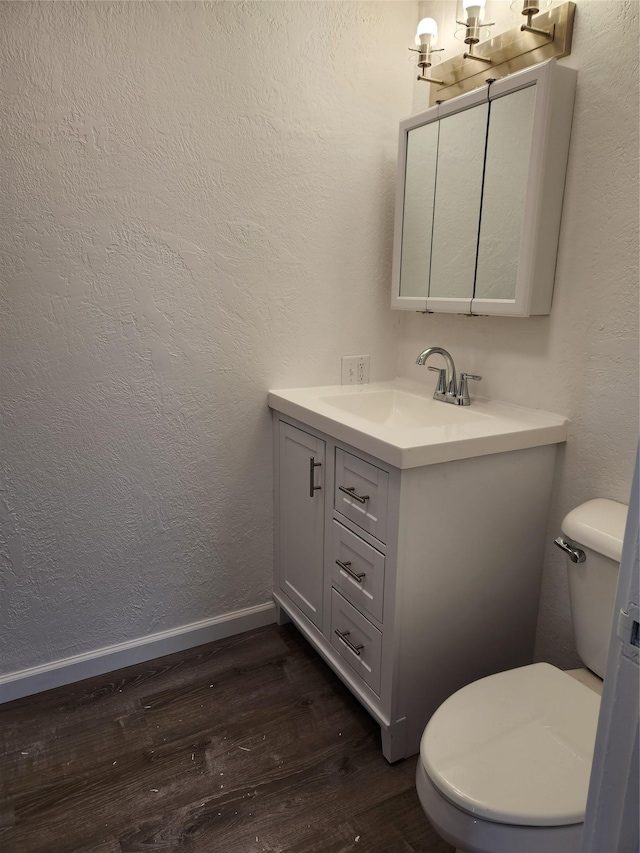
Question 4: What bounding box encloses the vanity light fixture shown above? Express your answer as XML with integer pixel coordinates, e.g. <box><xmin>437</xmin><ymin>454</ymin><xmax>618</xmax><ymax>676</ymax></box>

<box><xmin>512</xmin><ymin>0</ymin><xmax>554</xmax><ymax>38</ymax></box>
<box><xmin>457</xmin><ymin>0</ymin><xmax>494</xmax><ymax>63</ymax></box>
<box><xmin>414</xmin><ymin>0</ymin><xmax>575</xmax><ymax>105</ymax></box>
<box><xmin>410</xmin><ymin>18</ymin><xmax>444</xmax><ymax>84</ymax></box>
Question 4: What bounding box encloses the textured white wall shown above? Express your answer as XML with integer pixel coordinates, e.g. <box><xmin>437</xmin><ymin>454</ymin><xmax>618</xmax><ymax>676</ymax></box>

<box><xmin>0</xmin><ymin>1</ymin><xmax>416</xmax><ymax>675</ymax></box>
<box><xmin>2</xmin><ymin>0</ymin><xmax>637</xmax><ymax>681</ymax></box>
<box><xmin>406</xmin><ymin>0</ymin><xmax>639</xmax><ymax>667</ymax></box>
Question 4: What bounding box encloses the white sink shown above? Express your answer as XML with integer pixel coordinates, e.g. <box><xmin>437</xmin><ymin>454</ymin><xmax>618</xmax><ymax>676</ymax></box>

<box><xmin>319</xmin><ymin>388</ymin><xmax>490</xmax><ymax>429</ymax></box>
<box><xmin>268</xmin><ymin>379</ymin><xmax>568</xmax><ymax>469</ymax></box>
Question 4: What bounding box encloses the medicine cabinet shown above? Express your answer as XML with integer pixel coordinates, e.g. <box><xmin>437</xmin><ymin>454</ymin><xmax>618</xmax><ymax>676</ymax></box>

<box><xmin>391</xmin><ymin>59</ymin><xmax>577</xmax><ymax>316</ymax></box>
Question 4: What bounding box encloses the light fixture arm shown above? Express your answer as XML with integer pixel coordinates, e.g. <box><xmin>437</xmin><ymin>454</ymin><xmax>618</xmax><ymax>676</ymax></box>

<box><xmin>521</xmin><ymin>20</ymin><xmax>554</xmax><ymax>38</ymax></box>
<box><xmin>456</xmin><ymin>11</ymin><xmax>495</xmax><ymax>64</ymax></box>
<box><xmin>408</xmin><ymin>45</ymin><xmax>445</xmax><ymax>83</ymax></box>
<box><xmin>417</xmin><ymin>73</ymin><xmax>445</xmax><ymax>84</ymax></box>
<box><xmin>463</xmin><ymin>46</ymin><xmax>493</xmax><ymax>63</ymax></box>
<box><xmin>519</xmin><ymin>1</ymin><xmax>553</xmax><ymax>38</ymax></box>
<box><xmin>409</xmin><ymin>47</ymin><xmax>444</xmax><ymax>86</ymax></box>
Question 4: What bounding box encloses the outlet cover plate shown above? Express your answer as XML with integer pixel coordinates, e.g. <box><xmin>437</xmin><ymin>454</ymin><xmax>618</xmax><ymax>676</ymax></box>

<box><xmin>341</xmin><ymin>355</ymin><xmax>370</xmax><ymax>385</ymax></box>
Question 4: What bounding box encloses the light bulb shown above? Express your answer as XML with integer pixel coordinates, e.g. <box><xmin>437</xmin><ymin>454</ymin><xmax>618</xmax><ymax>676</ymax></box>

<box><xmin>415</xmin><ymin>17</ymin><xmax>438</xmax><ymax>47</ymax></box>
<box><xmin>462</xmin><ymin>0</ymin><xmax>486</xmax><ymax>18</ymax></box>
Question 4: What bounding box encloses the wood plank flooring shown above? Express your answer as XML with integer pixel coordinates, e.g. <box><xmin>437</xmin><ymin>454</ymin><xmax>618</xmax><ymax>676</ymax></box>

<box><xmin>0</xmin><ymin>623</ymin><xmax>454</xmax><ymax>853</ymax></box>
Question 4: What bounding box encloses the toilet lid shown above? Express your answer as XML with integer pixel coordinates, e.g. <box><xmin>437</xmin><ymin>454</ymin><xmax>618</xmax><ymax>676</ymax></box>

<box><xmin>421</xmin><ymin>663</ymin><xmax>601</xmax><ymax>827</ymax></box>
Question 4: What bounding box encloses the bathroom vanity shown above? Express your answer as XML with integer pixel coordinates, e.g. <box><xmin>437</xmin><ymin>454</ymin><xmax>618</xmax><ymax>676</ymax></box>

<box><xmin>269</xmin><ymin>381</ymin><xmax>568</xmax><ymax>761</ymax></box>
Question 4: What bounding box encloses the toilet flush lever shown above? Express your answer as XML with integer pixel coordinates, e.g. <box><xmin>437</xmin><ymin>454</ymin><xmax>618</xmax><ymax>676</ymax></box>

<box><xmin>554</xmin><ymin>536</ymin><xmax>586</xmax><ymax>563</ymax></box>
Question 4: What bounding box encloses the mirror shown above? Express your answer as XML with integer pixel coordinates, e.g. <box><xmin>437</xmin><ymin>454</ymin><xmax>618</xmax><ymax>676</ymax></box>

<box><xmin>429</xmin><ymin>103</ymin><xmax>489</xmax><ymax>300</ymax></box>
<box><xmin>475</xmin><ymin>85</ymin><xmax>537</xmax><ymax>300</ymax></box>
<box><xmin>399</xmin><ymin>122</ymin><xmax>439</xmax><ymax>298</ymax></box>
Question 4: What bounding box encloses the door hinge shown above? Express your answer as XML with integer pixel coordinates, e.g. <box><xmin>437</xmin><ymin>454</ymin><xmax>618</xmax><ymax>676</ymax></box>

<box><xmin>617</xmin><ymin>604</ymin><xmax>640</xmax><ymax>648</ymax></box>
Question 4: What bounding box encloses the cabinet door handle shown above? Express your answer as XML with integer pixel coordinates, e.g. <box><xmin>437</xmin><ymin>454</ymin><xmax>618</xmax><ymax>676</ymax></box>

<box><xmin>338</xmin><ymin>485</ymin><xmax>369</xmax><ymax>504</ymax></box>
<box><xmin>334</xmin><ymin>629</ymin><xmax>364</xmax><ymax>657</ymax></box>
<box><xmin>336</xmin><ymin>559</ymin><xmax>366</xmax><ymax>583</ymax></box>
<box><xmin>309</xmin><ymin>456</ymin><xmax>322</xmax><ymax>498</ymax></box>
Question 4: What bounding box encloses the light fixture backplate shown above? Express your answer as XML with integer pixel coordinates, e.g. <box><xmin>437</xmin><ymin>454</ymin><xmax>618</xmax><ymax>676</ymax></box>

<box><xmin>428</xmin><ymin>1</ymin><xmax>575</xmax><ymax>106</ymax></box>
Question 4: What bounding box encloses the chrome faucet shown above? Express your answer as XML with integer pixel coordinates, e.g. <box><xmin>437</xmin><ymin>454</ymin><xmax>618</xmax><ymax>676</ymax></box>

<box><xmin>416</xmin><ymin>346</ymin><xmax>458</xmax><ymax>403</ymax></box>
<box><xmin>416</xmin><ymin>346</ymin><xmax>482</xmax><ymax>406</ymax></box>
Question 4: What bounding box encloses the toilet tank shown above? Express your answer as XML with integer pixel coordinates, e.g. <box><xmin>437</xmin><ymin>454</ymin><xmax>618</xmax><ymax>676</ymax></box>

<box><xmin>560</xmin><ymin>499</ymin><xmax>628</xmax><ymax>678</ymax></box>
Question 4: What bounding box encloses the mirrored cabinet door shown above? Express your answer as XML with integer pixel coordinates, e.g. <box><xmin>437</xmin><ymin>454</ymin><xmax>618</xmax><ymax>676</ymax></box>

<box><xmin>428</xmin><ymin>102</ymin><xmax>488</xmax><ymax>307</ymax></box>
<box><xmin>474</xmin><ymin>85</ymin><xmax>537</xmax><ymax>301</ymax></box>
<box><xmin>399</xmin><ymin>121</ymin><xmax>439</xmax><ymax>299</ymax></box>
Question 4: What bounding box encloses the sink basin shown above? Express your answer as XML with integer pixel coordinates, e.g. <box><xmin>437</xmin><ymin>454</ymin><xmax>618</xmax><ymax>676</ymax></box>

<box><xmin>319</xmin><ymin>388</ymin><xmax>490</xmax><ymax>429</ymax></box>
<box><xmin>268</xmin><ymin>379</ymin><xmax>568</xmax><ymax>469</ymax></box>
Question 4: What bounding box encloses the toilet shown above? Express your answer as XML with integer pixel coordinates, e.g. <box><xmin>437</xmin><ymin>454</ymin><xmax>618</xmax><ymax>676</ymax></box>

<box><xmin>415</xmin><ymin>498</ymin><xmax>628</xmax><ymax>853</ymax></box>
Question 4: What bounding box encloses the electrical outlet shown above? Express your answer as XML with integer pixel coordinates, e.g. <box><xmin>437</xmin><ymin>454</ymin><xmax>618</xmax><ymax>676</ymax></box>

<box><xmin>341</xmin><ymin>355</ymin><xmax>370</xmax><ymax>385</ymax></box>
<box><xmin>357</xmin><ymin>355</ymin><xmax>370</xmax><ymax>384</ymax></box>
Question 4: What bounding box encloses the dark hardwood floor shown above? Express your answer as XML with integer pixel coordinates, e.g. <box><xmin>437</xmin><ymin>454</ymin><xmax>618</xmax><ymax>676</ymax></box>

<box><xmin>0</xmin><ymin>623</ymin><xmax>454</xmax><ymax>853</ymax></box>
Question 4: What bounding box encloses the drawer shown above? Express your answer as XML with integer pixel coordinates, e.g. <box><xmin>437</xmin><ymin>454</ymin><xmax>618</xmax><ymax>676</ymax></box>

<box><xmin>331</xmin><ymin>589</ymin><xmax>382</xmax><ymax>696</ymax></box>
<box><xmin>331</xmin><ymin>520</ymin><xmax>385</xmax><ymax>623</ymax></box>
<box><xmin>334</xmin><ymin>449</ymin><xmax>389</xmax><ymax>542</ymax></box>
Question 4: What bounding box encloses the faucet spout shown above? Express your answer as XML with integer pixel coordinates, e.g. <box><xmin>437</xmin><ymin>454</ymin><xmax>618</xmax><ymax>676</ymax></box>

<box><xmin>416</xmin><ymin>346</ymin><xmax>457</xmax><ymax>399</ymax></box>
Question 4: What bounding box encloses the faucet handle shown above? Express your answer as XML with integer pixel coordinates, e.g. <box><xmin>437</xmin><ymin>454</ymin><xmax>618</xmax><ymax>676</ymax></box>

<box><xmin>428</xmin><ymin>366</ymin><xmax>447</xmax><ymax>395</ymax></box>
<box><xmin>458</xmin><ymin>372</ymin><xmax>482</xmax><ymax>406</ymax></box>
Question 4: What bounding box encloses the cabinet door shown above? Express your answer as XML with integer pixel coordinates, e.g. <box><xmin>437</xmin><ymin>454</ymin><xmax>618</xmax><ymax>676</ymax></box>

<box><xmin>428</xmin><ymin>100</ymin><xmax>489</xmax><ymax>311</ymax></box>
<box><xmin>398</xmin><ymin>120</ymin><xmax>439</xmax><ymax>300</ymax></box>
<box><xmin>277</xmin><ymin>422</ymin><xmax>325</xmax><ymax>629</ymax></box>
<box><xmin>471</xmin><ymin>61</ymin><xmax>576</xmax><ymax>316</ymax></box>
<box><xmin>474</xmin><ymin>84</ymin><xmax>536</xmax><ymax>302</ymax></box>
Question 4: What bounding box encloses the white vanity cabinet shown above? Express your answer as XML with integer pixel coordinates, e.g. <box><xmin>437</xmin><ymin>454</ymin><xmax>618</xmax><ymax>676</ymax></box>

<box><xmin>391</xmin><ymin>58</ymin><xmax>577</xmax><ymax>316</ymax></box>
<box><xmin>272</xmin><ymin>409</ymin><xmax>560</xmax><ymax>762</ymax></box>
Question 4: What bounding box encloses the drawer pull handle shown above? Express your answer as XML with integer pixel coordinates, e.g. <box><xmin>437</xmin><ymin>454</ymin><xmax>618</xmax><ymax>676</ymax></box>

<box><xmin>309</xmin><ymin>456</ymin><xmax>322</xmax><ymax>498</ymax></box>
<box><xmin>339</xmin><ymin>485</ymin><xmax>369</xmax><ymax>504</ymax></box>
<box><xmin>336</xmin><ymin>559</ymin><xmax>366</xmax><ymax>583</ymax></box>
<box><xmin>334</xmin><ymin>629</ymin><xmax>364</xmax><ymax>657</ymax></box>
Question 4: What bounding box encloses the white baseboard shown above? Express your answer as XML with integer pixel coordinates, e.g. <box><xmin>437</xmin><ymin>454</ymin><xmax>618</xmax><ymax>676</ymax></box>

<box><xmin>0</xmin><ymin>601</ymin><xmax>277</xmax><ymax>704</ymax></box>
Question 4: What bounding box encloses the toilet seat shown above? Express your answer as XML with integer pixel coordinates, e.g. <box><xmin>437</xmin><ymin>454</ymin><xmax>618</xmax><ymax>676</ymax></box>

<box><xmin>421</xmin><ymin>662</ymin><xmax>601</xmax><ymax>827</ymax></box>
<box><xmin>416</xmin><ymin>759</ymin><xmax>584</xmax><ymax>853</ymax></box>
